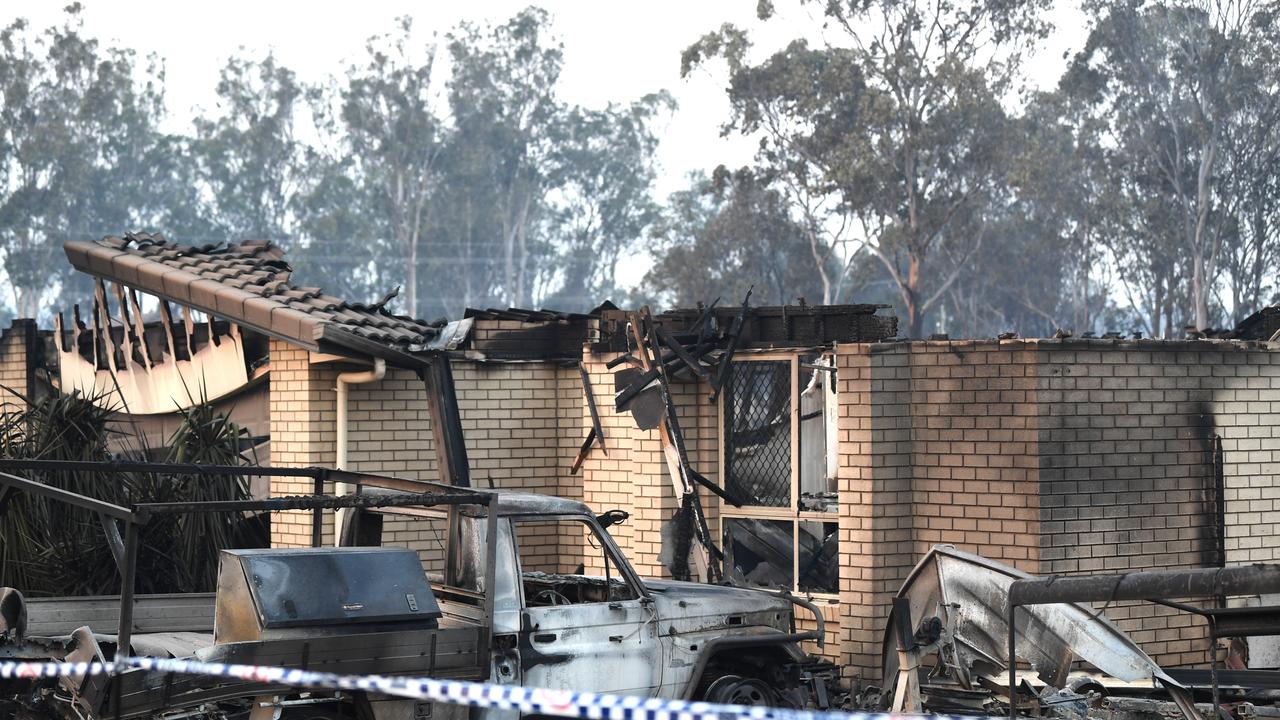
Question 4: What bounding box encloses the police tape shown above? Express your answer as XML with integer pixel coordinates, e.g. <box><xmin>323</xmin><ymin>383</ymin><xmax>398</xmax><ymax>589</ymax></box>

<box><xmin>0</xmin><ymin>654</ymin><xmax>988</xmax><ymax>720</ymax></box>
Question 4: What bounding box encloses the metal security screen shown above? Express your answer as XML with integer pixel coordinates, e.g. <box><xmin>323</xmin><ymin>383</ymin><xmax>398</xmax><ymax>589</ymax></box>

<box><xmin>724</xmin><ymin>360</ymin><xmax>792</xmax><ymax>507</ymax></box>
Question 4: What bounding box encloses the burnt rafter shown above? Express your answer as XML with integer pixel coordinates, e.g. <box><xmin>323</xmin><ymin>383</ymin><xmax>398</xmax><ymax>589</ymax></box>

<box><xmin>64</xmin><ymin>233</ymin><xmax>468</xmax><ymax>360</ymax></box>
<box><xmin>593</xmin><ymin>296</ymin><xmax>896</xmax><ymax>354</ymax></box>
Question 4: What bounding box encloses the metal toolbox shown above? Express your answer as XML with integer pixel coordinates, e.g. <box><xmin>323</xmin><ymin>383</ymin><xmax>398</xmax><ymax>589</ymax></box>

<box><xmin>214</xmin><ymin>547</ymin><xmax>442</xmax><ymax>643</ymax></box>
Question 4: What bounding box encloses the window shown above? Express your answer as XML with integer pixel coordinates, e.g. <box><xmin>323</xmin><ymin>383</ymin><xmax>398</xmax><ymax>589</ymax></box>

<box><xmin>721</xmin><ymin>354</ymin><xmax>838</xmax><ymax>595</ymax></box>
<box><xmin>512</xmin><ymin>517</ymin><xmax>638</xmax><ymax>606</ymax></box>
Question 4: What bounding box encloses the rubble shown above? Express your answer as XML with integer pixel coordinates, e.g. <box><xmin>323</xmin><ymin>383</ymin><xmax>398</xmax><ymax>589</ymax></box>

<box><xmin>880</xmin><ymin>545</ymin><xmax>1280</xmax><ymax>720</ymax></box>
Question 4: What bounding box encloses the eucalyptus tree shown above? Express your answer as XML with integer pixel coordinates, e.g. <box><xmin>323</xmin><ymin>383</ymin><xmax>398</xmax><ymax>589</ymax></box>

<box><xmin>446</xmin><ymin>8</ymin><xmax>562</xmax><ymax>309</ymax></box>
<box><xmin>647</xmin><ymin>167</ymin><xmax>829</xmax><ymax>307</ymax></box>
<box><xmin>193</xmin><ymin>52</ymin><xmax>305</xmax><ymax>243</ymax></box>
<box><xmin>336</xmin><ymin>17</ymin><xmax>444</xmax><ymax>317</ymax></box>
<box><xmin>0</xmin><ymin>5</ymin><xmax>175</xmax><ymax>320</ymax></box>
<box><xmin>1068</xmin><ymin>0</ymin><xmax>1279</xmax><ymax>331</ymax></box>
<box><xmin>683</xmin><ymin>0</ymin><xmax>1050</xmax><ymax>337</ymax></box>
<box><xmin>1216</xmin><ymin>1</ymin><xmax>1280</xmax><ymax>323</ymax></box>
<box><xmin>542</xmin><ymin>92</ymin><xmax>673</xmax><ymax>309</ymax></box>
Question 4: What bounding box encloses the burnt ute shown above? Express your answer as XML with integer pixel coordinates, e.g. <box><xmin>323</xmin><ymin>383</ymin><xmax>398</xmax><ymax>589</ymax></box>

<box><xmin>0</xmin><ymin>464</ymin><xmax>836</xmax><ymax>720</ymax></box>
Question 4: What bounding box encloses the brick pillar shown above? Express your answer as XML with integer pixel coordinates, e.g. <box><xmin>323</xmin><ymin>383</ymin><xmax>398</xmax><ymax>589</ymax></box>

<box><xmin>836</xmin><ymin>343</ymin><xmax>915</xmax><ymax>680</ymax></box>
<box><xmin>836</xmin><ymin>344</ymin><xmax>875</xmax><ymax>674</ymax></box>
<box><xmin>0</xmin><ymin>320</ymin><xmax>34</xmax><ymax>416</ymax></box>
<box><xmin>268</xmin><ymin>339</ymin><xmax>337</xmax><ymax>547</ymax></box>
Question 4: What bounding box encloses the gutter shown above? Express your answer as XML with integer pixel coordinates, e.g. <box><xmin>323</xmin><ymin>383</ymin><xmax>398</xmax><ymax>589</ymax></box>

<box><xmin>334</xmin><ymin>358</ymin><xmax>386</xmax><ymax>542</ymax></box>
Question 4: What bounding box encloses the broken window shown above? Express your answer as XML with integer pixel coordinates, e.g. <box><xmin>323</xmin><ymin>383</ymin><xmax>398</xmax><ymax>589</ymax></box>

<box><xmin>721</xmin><ymin>355</ymin><xmax>839</xmax><ymax>595</ymax></box>
<box><xmin>724</xmin><ymin>360</ymin><xmax>792</xmax><ymax>507</ymax></box>
<box><xmin>513</xmin><ymin>517</ymin><xmax>638</xmax><ymax>606</ymax></box>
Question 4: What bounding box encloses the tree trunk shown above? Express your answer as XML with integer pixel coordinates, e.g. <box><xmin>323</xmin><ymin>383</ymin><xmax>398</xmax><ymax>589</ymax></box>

<box><xmin>15</xmin><ymin>285</ymin><xmax>40</xmax><ymax>323</ymax></box>
<box><xmin>906</xmin><ymin>250</ymin><xmax>923</xmax><ymax>338</ymax></box>
<box><xmin>1192</xmin><ymin>251</ymin><xmax>1207</xmax><ymax>332</ymax></box>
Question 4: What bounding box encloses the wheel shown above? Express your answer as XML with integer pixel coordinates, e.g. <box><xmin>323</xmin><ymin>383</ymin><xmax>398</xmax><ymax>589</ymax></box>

<box><xmin>703</xmin><ymin>675</ymin><xmax>779</xmax><ymax>706</ymax></box>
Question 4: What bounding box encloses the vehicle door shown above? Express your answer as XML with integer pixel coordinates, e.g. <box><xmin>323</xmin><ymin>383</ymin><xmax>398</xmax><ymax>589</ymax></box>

<box><xmin>512</xmin><ymin>515</ymin><xmax>661</xmax><ymax>697</ymax></box>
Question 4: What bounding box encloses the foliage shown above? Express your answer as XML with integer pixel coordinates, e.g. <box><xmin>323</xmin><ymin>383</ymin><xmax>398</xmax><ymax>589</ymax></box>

<box><xmin>1062</xmin><ymin>0</ymin><xmax>1280</xmax><ymax>334</ymax></box>
<box><xmin>0</xmin><ymin>388</ymin><xmax>254</xmax><ymax>596</ymax></box>
<box><xmin>647</xmin><ymin>169</ymin><xmax>830</xmax><ymax>307</ymax></box>
<box><xmin>2</xmin><ymin>3</ymin><xmax>1280</xmax><ymax>335</ymax></box>
<box><xmin>681</xmin><ymin>0</ymin><xmax>1050</xmax><ymax>336</ymax></box>
<box><xmin>0</xmin><ymin>4</ymin><xmax>187</xmax><ymax>319</ymax></box>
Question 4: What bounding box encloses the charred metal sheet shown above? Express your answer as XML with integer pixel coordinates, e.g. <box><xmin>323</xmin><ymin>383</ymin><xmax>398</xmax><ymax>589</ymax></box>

<box><xmin>614</xmin><ymin>367</ymin><xmax>663</xmax><ymax>430</ymax></box>
<box><xmin>884</xmin><ymin>546</ymin><xmax>1190</xmax><ymax>693</ymax></box>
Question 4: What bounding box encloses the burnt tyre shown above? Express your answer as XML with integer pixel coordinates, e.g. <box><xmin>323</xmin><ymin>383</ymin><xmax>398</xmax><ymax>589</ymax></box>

<box><xmin>702</xmin><ymin>675</ymin><xmax>779</xmax><ymax>706</ymax></box>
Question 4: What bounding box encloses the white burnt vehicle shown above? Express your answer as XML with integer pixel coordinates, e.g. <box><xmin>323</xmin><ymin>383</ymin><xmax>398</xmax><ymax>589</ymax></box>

<box><xmin>0</xmin><ymin>464</ymin><xmax>835</xmax><ymax>720</ymax></box>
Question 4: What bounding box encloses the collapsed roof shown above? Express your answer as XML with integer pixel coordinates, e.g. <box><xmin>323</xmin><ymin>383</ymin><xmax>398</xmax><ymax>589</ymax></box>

<box><xmin>64</xmin><ymin>234</ymin><xmax>901</xmax><ymax>364</ymax></box>
<box><xmin>64</xmin><ymin>233</ymin><xmax>467</xmax><ymax>365</ymax></box>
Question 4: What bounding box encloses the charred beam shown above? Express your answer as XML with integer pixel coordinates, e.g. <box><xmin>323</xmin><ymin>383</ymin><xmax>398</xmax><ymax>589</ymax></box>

<box><xmin>569</xmin><ymin>428</ymin><xmax>598</xmax><ymax>475</ymax></box>
<box><xmin>658</xmin><ymin>326</ymin><xmax>711</xmax><ymax>381</ymax></box>
<box><xmin>579</xmin><ymin>362</ymin><xmax>606</xmax><ymax>453</ymax></box>
<box><xmin>1009</xmin><ymin>564</ymin><xmax>1280</xmax><ymax>607</ymax></box>
<box><xmin>710</xmin><ymin>288</ymin><xmax>752</xmax><ymax>404</ymax></box>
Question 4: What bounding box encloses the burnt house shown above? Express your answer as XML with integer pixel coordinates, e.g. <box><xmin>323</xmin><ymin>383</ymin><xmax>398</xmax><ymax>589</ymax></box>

<box><xmin>0</xmin><ymin>233</ymin><xmax>1276</xmax><ymax>680</ymax></box>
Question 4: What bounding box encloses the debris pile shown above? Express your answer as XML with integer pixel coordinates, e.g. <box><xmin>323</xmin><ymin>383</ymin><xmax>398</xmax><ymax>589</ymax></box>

<box><xmin>874</xmin><ymin>546</ymin><xmax>1280</xmax><ymax>720</ymax></box>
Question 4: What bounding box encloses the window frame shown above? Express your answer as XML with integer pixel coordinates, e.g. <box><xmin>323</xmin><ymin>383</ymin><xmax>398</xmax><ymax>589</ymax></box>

<box><xmin>507</xmin><ymin>513</ymin><xmax>646</xmax><ymax>607</ymax></box>
<box><xmin>717</xmin><ymin>352</ymin><xmax>839</xmax><ymax>599</ymax></box>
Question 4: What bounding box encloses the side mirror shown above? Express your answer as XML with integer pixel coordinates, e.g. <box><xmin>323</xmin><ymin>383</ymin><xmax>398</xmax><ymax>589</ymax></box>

<box><xmin>596</xmin><ymin>509</ymin><xmax>629</xmax><ymax>529</ymax></box>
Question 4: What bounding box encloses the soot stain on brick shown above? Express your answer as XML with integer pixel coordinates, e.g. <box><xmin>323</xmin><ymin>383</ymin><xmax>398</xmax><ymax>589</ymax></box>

<box><xmin>1188</xmin><ymin>401</ymin><xmax>1224</xmax><ymax>569</ymax></box>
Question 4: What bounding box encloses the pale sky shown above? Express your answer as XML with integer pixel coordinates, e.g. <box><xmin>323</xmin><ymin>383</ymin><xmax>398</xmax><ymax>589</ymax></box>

<box><xmin>7</xmin><ymin>0</ymin><xmax>1089</xmax><ymax>200</ymax></box>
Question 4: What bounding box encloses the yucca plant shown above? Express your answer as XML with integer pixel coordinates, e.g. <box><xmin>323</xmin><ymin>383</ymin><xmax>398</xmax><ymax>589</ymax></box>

<box><xmin>161</xmin><ymin>397</ymin><xmax>255</xmax><ymax>591</ymax></box>
<box><xmin>0</xmin><ymin>384</ymin><xmax>256</xmax><ymax>596</ymax></box>
<box><xmin>0</xmin><ymin>388</ymin><xmax>132</xmax><ymax>596</ymax></box>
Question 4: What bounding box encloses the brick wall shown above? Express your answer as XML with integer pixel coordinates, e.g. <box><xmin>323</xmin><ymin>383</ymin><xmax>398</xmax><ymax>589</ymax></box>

<box><xmin>345</xmin><ymin>362</ymin><xmax>587</xmax><ymax>572</ymax></box>
<box><xmin>0</xmin><ymin>320</ymin><xmax>33</xmax><ymax>416</ymax></box>
<box><xmin>1034</xmin><ymin>340</ymin><xmax>1280</xmax><ymax>667</ymax></box>
<box><xmin>261</xmin><ymin>334</ymin><xmax>1279</xmax><ymax>679</ymax></box>
<box><xmin>268</xmin><ymin>339</ymin><xmax>338</xmax><ymax>547</ymax></box>
<box><xmin>836</xmin><ymin>338</ymin><xmax>1280</xmax><ymax>680</ymax></box>
<box><xmin>578</xmin><ymin>352</ymin><xmax>721</xmax><ymax>580</ymax></box>
<box><xmin>835</xmin><ymin>341</ymin><xmax>1041</xmax><ymax>679</ymax></box>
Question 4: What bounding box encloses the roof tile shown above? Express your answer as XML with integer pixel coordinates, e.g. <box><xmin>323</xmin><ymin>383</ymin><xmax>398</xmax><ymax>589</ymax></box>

<box><xmin>63</xmin><ymin>232</ymin><xmax>444</xmax><ymax>356</ymax></box>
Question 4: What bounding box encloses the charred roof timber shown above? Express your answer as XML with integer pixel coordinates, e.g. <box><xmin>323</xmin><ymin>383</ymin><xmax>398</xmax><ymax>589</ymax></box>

<box><xmin>63</xmin><ymin>233</ymin><xmax>469</xmax><ymax>361</ymax></box>
<box><xmin>1229</xmin><ymin>304</ymin><xmax>1280</xmax><ymax>341</ymax></box>
<box><xmin>462</xmin><ymin>306</ymin><xmax>598</xmax><ymax>360</ymax></box>
<box><xmin>592</xmin><ymin>302</ymin><xmax>897</xmax><ymax>353</ymax></box>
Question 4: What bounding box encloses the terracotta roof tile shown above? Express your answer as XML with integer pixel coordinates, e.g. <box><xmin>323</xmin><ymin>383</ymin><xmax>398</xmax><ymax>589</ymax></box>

<box><xmin>64</xmin><ymin>232</ymin><xmax>446</xmax><ymax>358</ymax></box>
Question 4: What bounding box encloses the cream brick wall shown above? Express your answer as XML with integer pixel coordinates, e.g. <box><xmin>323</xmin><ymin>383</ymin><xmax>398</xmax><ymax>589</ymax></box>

<box><xmin>835</xmin><ymin>341</ymin><xmax>1041</xmax><ymax>680</ymax></box>
<box><xmin>1035</xmin><ymin>339</ymin><xmax>1280</xmax><ymax>667</ymax></box>
<box><xmin>578</xmin><ymin>353</ymin><xmax>723</xmax><ymax>581</ymax></box>
<box><xmin>0</xmin><ymin>320</ymin><xmax>33</xmax><ymax>416</ymax></box>
<box><xmin>260</xmin><ymin>333</ymin><xmax>1280</xmax><ymax>679</ymax></box>
<box><xmin>835</xmin><ymin>337</ymin><xmax>1280</xmax><ymax>680</ymax></box>
<box><xmin>347</xmin><ymin>362</ymin><xmax>587</xmax><ymax>572</ymax></box>
<box><xmin>268</xmin><ymin>339</ymin><xmax>337</xmax><ymax>547</ymax></box>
